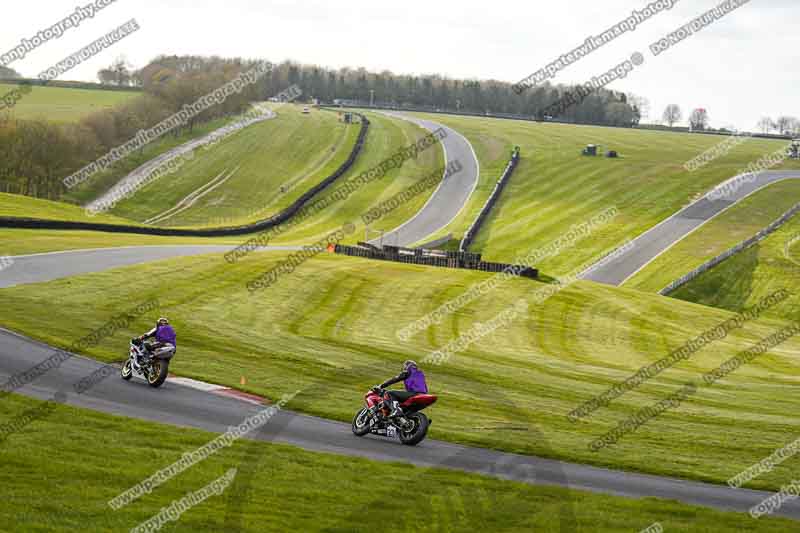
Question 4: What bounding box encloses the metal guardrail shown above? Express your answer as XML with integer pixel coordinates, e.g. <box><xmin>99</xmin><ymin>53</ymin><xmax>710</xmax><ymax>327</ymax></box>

<box><xmin>660</xmin><ymin>201</ymin><xmax>800</xmax><ymax>295</ymax></box>
<box><xmin>460</xmin><ymin>148</ymin><xmax>520</xmax><ymax>252</ymax></box>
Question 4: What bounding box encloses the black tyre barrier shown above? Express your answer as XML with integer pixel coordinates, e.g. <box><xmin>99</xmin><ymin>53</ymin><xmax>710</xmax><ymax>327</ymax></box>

<box><xmin>460</xmin><ymin>147</ymin><xmax>520</xmax><ymax>252</ymax></box>
<box><xmin>334</xmin><ymin>244</ymin><xmax>538</xmax><ymax>279</ymax></box>
<box><xmin>0</xmin><ymin>114</ymin><xmax>370</xmax><ymax>237</ymax></box>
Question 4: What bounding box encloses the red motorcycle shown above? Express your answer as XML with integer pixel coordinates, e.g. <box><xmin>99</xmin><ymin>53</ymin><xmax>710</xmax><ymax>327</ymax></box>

<box><xmin>352</xmin><ymin>387</ymin><xmax>437</xmax><ymax>446</ymax></box>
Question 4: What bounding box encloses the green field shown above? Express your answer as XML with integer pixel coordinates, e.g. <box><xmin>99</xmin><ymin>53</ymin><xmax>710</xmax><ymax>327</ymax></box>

<box><xmin>404</xmin><ymin>113</ymin><xmax>800</xmax><ymax>275</ymax></box>
<box><xmin>669</xmin><ymin>208</ymin><xmax>800</xmax><ymax>321</ymax></box>
<box><xmin>0</xmin><ymin>83</ymin><xmax>139</xmax><ymax>123</ymax></box>
<box><xmin>2</xmin><ymin>251</ymin><xmax>800</xmax><ymax>493</ymax></box>
<box><xmin>0</xmin><ymin>229</ymin><xmax>247</xmax><ymax>256</ymax></box>
<box><xmin>2</xmin><ymin>393</ymin><xmax>790</xmax><ymax>532</ymax></box>
<box><xmin>108</xmin><ymin>105</ymin><xmax>360</xmax><ymax>227</ymax></box>
<box><xmin>0</xmin><ymin>192</ymin><xmax>137</xmax><ymax>225</ymax></box>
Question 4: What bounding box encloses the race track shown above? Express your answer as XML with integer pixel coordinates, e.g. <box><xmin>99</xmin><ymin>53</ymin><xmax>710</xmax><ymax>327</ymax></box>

<box><xmin>368</xmin><ymin>112</ymin><xmax>479</xmax><ymax>247</ymax></box>
<box><xmin>1</xmin><ymin>327</ymin><xmax>798</xmax><ymax>520</ymax></box>
<box><xmin>0</xmin><ymin>245</ymin><xmax>300</xmax><ymax>289</ymax></box>
<box><xmin>582</xmin><ymin>170</ymin><xmax>800</xmax><ymax>286</ymax></box>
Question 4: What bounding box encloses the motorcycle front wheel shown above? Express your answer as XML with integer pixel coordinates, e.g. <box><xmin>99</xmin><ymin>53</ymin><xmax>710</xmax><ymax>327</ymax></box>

<box><xmin>352</xmin><ymin>408</ymin><xmax>372</xmax><ymax>436</ymax></box>
<box><xmin>147</xmin><ymin>360</ymin><xmax>169</xmax><ymax>388</ymax></box>
<box><xmin>121</xmin><ymin>360</ymin><xmax>133</xmax><ymax>381</ymax></box>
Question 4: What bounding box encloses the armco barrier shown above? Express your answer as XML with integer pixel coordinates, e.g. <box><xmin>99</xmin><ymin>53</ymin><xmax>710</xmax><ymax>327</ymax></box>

<box><xmin>460</xmin><ymin>147</ymin><xmax>520</xmax><ymax>252</ymax></box>
<box><xmin>660</xmin><ymin>201</ymin><xmax>800</xmax><ymax>295</ymax></box>
<box><xmin>334</xmin><ymin>244</ymin><xmax>538</xmax><ymax>279</ymax></box>
<box><xmin>0</xmin><ymin>114</ymin><xmax>370</xmax><ymax>237</ymax></box>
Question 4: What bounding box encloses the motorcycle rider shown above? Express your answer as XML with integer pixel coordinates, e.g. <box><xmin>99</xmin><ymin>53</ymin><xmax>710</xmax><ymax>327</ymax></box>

<box><xmin>376</xmin><ymin>360</ymin><xmax>428</xmax><ymax>418</ymax></box>
<box><xmin>136</xmin><ymin>317</ymin><xmax>176</xmax><ymax>363</ymax></box>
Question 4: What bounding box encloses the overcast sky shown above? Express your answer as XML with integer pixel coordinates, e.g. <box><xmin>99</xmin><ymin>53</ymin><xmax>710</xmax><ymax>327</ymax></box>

<box><xmin>2</xmin><ymin>0</ymin><xmax>796</xmax><ymax>130</ymax></box>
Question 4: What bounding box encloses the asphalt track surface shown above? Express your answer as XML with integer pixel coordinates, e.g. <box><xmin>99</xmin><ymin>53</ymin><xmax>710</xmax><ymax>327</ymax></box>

<box><xmin>0</xmin><ymin>245</ymin><xmax>300</xmax><ymax>289</ymax></box>
<box><xmin>582</xmin><ymin>170</ymin><xmax>800</xmax><ymax>286</ymax></box>
<box><xmin>367</xmin><ymin>112</ymin><xmax>479</xmax><ymax>247</ymax></box>
<box><xmin>2</xmin><ymin>327</ymin><xmax>799</xmax><ymax>521</ymax></box>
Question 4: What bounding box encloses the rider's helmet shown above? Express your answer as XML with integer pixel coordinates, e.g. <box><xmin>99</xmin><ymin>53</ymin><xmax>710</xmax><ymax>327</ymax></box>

<box><xmin>403</xmin><ymin>360</ymin><xmax>418</xmax><ymax>372</ymax></box>
<box><xmin>157</xmin><ymin>317</ymin><xmax>169</xmax><ymax>326</ymax></box>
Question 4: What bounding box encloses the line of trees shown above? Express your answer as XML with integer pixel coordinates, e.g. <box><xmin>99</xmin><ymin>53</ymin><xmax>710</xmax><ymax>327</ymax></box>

<box><xmin>1</xmin><ymin>56</ymin><xmax>265</xmax><ymax>200</ymax></box>
<box><xmin>661</xmin><ymin>104</ymin><xmax>710</xmax><ymax>131</ymax></box>
<box><xmin>757</xmin><ymin>116</ymin><xmax>800</xmax><ymax>136</ymax></box>
<box><xmin>248</xmin><ymin>62</ymin><xmax>642</xmax><ymax>127</ymax></box>
<box><xmin>0</xmin><ymin>66</ymin><xmax>20</xmax><ymax>80</ymax></box>
<box><xmin>96</xmin><ymin>58</ymin><xmax>642</xmax><ymax>127</ymax></box>
<box><xmin>663</xmin><ymin>103</ymin><xmax>800</xmax><ymax>136</ymax></box>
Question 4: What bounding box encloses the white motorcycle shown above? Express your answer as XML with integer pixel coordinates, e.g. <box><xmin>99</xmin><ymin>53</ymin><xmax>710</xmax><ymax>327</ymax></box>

<box><xmin>120</xmin><ymin>338</ymin><xmax>175</xmax><ymax>388</ymax></box>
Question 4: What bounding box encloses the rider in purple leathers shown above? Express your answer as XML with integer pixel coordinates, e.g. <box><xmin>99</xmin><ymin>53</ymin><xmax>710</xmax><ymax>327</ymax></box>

<box><xmin>138</xmin><ymin>317</ymin><xmax>176</xmax><ymax>361</ymax></box>
<box><xmin>378</xmin><ymin>360</ymin><xmax>428</xmax><ymax>417</ymax></box>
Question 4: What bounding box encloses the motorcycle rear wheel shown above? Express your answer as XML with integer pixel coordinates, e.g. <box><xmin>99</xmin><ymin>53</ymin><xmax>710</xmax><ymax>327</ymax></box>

<box><xmin>121</xmin><ymin>360</ymin><xmax>133</xmax><ymax>381</ymax></box>
<box><xmin>399</xmin><ymin>412</ymin><xmax>429</xmax><ymax>446</ymax></box>
<box><xmin>147</xmin><ymin>360</ymin><xmax>169</xmax><ymax>388</ymax></box>
<box><xmin>352</xmin><ymin>408</ymin><xmax>371</xmax><ymax>436</ymax></box>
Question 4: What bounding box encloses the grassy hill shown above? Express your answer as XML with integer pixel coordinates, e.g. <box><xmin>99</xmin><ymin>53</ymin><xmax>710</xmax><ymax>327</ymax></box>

<box><xmin>0</xmin><ymin>192</ymin><xmax>136</xmax><ymax>225</ymax></box>
<box><xmin>0</xmin><ymin>83</ymin><xmax>139</xmax><ymax>123</ymax></box>
<box><xmin>627</xmin><ymin>180</ymin><xmax>800</xmax><ymax>293</ymax></box>
<box><xmin>403</xmin><ymin>113</ymin><xmax>800</xmax><ymax>276</ymax></box>
<box><xmin>12</xmin><ymin>112</ymin><xmax>800</xmax><ymax>271</ymax></box>
<box><xmin>0</xmin><ymin>108</ymin><xmax>446</xmax><ymax>254</ymax></box>
<box><xmin>63</xmin><ymin>115</ymin><xmax>242</xmax><ymax>207</ymax></box>
<box><xmin>265</xmin><ymin>109</ymin><xmax>445</xmax><ymax>245</ymax></box>
<box><xmin>2</xmin><ymin>251</ymin><xmax>800</xmax><ymax>492</ymax></box>
<box><xmin>108</xmin><ymin>105</ymin><xmax>359</xmax><ymax>226</ymax></box>
<box><xmin>669</xmin><ymin>209</ymin><xmax>800</xmax><ymax>322</ymax></box>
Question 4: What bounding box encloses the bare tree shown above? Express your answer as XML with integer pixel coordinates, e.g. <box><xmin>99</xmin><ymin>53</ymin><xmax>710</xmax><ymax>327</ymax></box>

<box><xmin>775</xmin><ymin>116</ymin><xmax>797</xmax><ymax>135</ymax></box>
<box><xmin>689</xmin><ymin>108</ymin><xmax>709</xmax><ymax>131</ymax></box>
<box><xmin>790</xmin><ymin>118</ymin><xmax>800</xmax><ymax>136</ymax></box>
<box><xmin>627</xmin><ymin>93</ymin><xmax>650</xmax><ymax>121</ymax></box>
<box><xmin>757</xmin><ymin>117</ymin><xmax>775</xmax><ymax>134</ymax></box>
<box><xmin>662</xmin><ymin>104</ymin><xmax>682</xmax><ymax>127</ymax></box>
<box><xmin>0</xmin><ymin>66</ymin><xmax>20</xmax><ymax>79</ymax></box>
<box><xmin>98</xmin><ymin>56</ymin><xmax>133</xmax><ymax>86</ymax></box>
<box><xmin>97</xmin><ymin>68</ymin><xmax>117</xmax><ymax>86</ymax></box>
